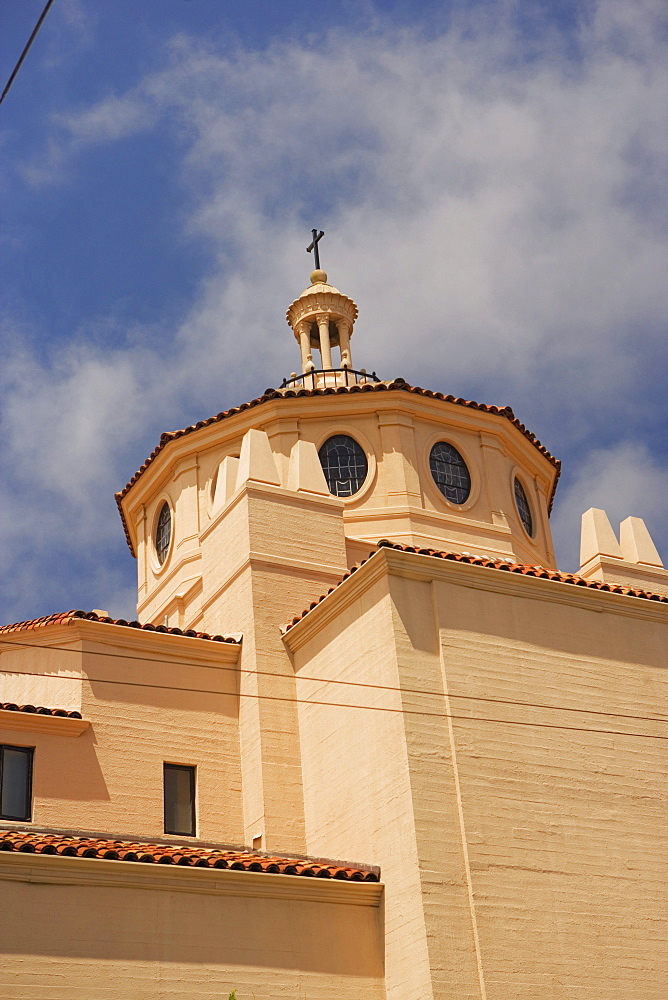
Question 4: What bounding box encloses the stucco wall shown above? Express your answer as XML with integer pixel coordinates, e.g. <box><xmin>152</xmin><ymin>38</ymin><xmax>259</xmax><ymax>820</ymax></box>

<box><xmin>292</xmin><ymin>571</ymin><xmax>445</xmax><ymax>1000</ymax></box>
<box><xmin>428</xmin><ymin>571</ymin><xmax>668</xmax><ymax>1000</ymax></box>
<box><xmin>0</xmin><ymin>861</ymin><xmax>385</xmax><ymax>1000</ymax></box>
<box><xmin>290</xmin><ymin>549</ymin><xmax>668</xmax><ymax>1000</ymax></box>
<box><xmin>0</xmin><ymin>624</ymin><xmax>245</xmax><ymax>844</ymax></box>
<box><xmin>125</xmin><ymin>390</ymin><xmax>558</xmax><ymax>631</ymax></box>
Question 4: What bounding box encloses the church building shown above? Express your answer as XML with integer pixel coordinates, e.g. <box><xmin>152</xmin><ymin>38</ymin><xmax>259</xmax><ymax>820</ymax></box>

<box><xmin>1</xmin><ymin>255</ymin><xmax>667</xmax><ymax>999</ymax></box>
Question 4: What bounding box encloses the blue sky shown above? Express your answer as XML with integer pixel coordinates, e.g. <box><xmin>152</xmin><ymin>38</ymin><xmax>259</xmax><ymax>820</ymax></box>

<box><xmin>1</xmin><ymin>0</ymin><xmax>667</xmax><ymax>623</ymax></box>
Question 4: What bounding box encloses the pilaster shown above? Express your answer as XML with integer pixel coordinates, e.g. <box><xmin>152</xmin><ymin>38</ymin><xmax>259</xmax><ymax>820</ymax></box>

<box><xmin>479</xmin><ymin>431</ymin><xmax>512</xmax><ymax>530</ymax></box>
<box><xmin>378</xmin><ymin>411</ymin><xmax>422</xmax><ymax>506</ymax></box>
<box><xmin>200</xmin><ymin>431</ymin><xmax>348</xmax><ymax>852</ymax></box>
<box><xmin>172</xmin><ymin>455</ymin><xmax>200</xmax><ymax>559</ymax></box>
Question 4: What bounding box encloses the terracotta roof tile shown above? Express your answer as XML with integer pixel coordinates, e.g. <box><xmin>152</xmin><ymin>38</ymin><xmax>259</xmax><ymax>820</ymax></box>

<box><xmin>116</xmin><ymin>379</ymin><xmax>561</xmax><ymax>553</ymax></box>
<box><xmin>283</xmin><ymin>540</ymin><xmax>668</xmax><ymax>630</ymax></box>
<box><xmin>0</xmin><ymin>830</ymin><xmax>380</xmax><ymax>881</ymax></box>
<box><xmin>0</xmin><ymin>703</ymin><xmax>82</xmax><ymax>719</ymax></box>
<box><xmin>0</xmin><ymin>609</ymin><xmax>239</xmax><ymax>644</ymax></box>
<box><xmin>284</xmin><ymin>553</ymin><xmax>377</xmax><ymax>630</ymax></box>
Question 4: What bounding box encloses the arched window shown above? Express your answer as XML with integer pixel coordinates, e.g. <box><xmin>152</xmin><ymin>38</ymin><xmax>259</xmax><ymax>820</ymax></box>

<box><xmin>429</xmin><ymin>442</ymin><xmax>471</xmax><ymax>504</ymax></box>
<box><xmin>155</xmin><ymin>502</ymin><xmax>172</xmax><ymax>564</ymax></box>
<box><xmin>318</xmin><ymin>435</ymin><xmax>368</xmax><ymax>497</ymax></box>
<box><xmin>514</xmin><ymin>478</ymin><xmax>533</xmax><ymax>536</ymax></box>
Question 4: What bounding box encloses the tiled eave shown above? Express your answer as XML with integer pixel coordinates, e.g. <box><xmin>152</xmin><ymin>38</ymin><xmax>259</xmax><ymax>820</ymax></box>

<box><xmin>0</xmin><ymin>830</ymin><xmax>380</xmax><ymax>888</ymax></box>
<box><xmin>283</xmin><ymin>540</ymin><xmax>668</xmax><ymax>648</ymax></box>
<box><xmin>0</xmin><ymin>704</ymin><xmax>89</xmax><ymax>737</ymax></box>
<box><xmin>115</xmin><ymin>378</ymin><xmax>561</xmax><ymax>555</ymax></box>
<box><xmin>0</xmin><ymin>609</ymin><xmax>240</xmax><ymax>646</ymax></box>
<box><xmin>0</xmin><ymin>855</ymin><xmax>382</xmax><ymax>908</ymax></box>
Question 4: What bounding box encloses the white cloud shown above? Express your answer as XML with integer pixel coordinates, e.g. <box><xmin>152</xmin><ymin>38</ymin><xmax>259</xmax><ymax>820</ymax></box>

<box><xmin>57</xmin><ymin>94</ymin><xmax>157</xmax><ymax>144</ymax></box>
<box><xmin>2</xmin><ymin>0</ymin><xmax>667</xmax><ymax>618</ymax></box>
<box><xmin>551</xmin><ymin>441</ymin><xmax>668</xmax><ymax>572</ymax></box>
<box><xmin>48</xmin><ymin>0</ymin><xmax>664</xmax><ymax>403</ymax></box>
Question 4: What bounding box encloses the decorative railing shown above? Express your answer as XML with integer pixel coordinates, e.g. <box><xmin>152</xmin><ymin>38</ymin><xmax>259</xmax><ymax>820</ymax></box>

<box><xmin>280</xmin><ymin>368</ymin><xmax>381</xmax><ymax>390</ymax></box>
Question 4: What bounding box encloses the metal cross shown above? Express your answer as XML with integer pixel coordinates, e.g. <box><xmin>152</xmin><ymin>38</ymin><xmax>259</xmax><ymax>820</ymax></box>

<box><xmin>307</xmin><ymin>229</ymin><xmax>325</xmax><ymax>270</ymax></box>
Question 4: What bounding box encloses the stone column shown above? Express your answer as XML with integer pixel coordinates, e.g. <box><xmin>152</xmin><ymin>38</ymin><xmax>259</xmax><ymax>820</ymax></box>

<box><xmin>337</xmin><ymin>318</ymin><xmax>353</xmax><ymax>368</ymax></box>
<box><xmin>316</xmin><ymin>313</ymin><xmax>333</xmax><ymax>370</ymax></box>
<box><xmin>297</xmin><ymin>321</ymin><xmax>313</xmax><ymax>373</ymax></box>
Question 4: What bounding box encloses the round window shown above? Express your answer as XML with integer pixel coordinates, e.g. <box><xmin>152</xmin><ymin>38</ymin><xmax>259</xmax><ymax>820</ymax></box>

<box><xmin>429</xmin><ymin>442</ymin><xmax>471</xmax><ymax>504</ymax></box>
<box><xmin>155</xmin><ymin>502</ymin><xmax>172</xmax><ymax>564</ymax></box>
<box><xmin>318</xmin><ymin>435</ymin><xmax>368</xmax><ymax>497</ymax></box>
<box><xmin>514</xmin><ymin>478</ymin><xmax>533</xmax><ymax>536</ymax></box>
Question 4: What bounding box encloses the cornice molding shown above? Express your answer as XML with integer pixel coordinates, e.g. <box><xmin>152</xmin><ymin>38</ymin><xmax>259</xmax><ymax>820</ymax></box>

<box><xmin>342</xmin><ymin>503</ymin><xmax>515</xmax><ymax>542</ymax></box>
<box><xmin>200</xmin><ymin>550</ymin><xmax>347</xmax><ymax>621</ymax></box>
<box><xmin>0</xmin><ymin>617</ymin><xmax>241</xmax><ymax>663</ymax></box>
<box><xmin>283</xmin><ymin>552</ymin><xmax>389</xmax><ymax>651</ymax></box>
<box><xmin>118</xmin><ymin>386</ymin><xmax>560</xmax><ymax>555</ymax></box>
<box><xmin>200</xmin><ymin>479</ymin><xmax>343</xmax><ymax>545</ymax></box>
<box><xmin>0</xmin><ymin>710</ymin><xmax>89</xmax><ymax>738</ymax></box>
<box><xmin>0</xmin><ymin>851</ymin><xmax>383</xmax><ymax>907</ymax></box>
<box><xmin>284</xmin><ymin>546</ymin><xmax>668</xmax><ymax>652</ymax></box>
<box><xmin>75</xmin><ymin>619</ymin><xmax>242</xmax><ymax>663</ymax></box>
<box><xmin>382</xmin><ymin>548</ymin><xmax>668</xmax><ymax>622</ymax></box>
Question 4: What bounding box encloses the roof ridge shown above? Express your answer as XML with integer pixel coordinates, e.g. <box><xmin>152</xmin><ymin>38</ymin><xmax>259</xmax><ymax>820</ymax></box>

<box><xmin>0</xmin><ymin>702</ymin><xmax>82</xmax><ymax>719</ymax></box>
<box><xmin>283</xmin><ymin>540</ymin><xmax>668</xmax><ymax>631</ymax></box>
<box><xmin>0</xmin><ymin>829</ymin><xmax>380</xmax><ymax>881</ymax></box>
<box><xmin>115</xmin><ymin>379</ymin><xmax>561</xmax><ymax>554</ymax></box>
<box><xmin>0</xmin><ymin>608</ymin><xmax>239</xmax><ymax>643</ymax></box>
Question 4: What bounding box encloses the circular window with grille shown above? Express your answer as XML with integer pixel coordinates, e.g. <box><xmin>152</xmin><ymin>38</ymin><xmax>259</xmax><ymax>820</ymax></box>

<box><xmin>155</xmin><ymin>502</ymin><xmax>172</xmax><ymax>564</ymax></box>
<box><xmin>514</xmin><ymin>478</ymin><xmax>533</xmax><ymax>537</ymax></box>
<box><xmin>318</xmin><ymin>435</ymin><xmax>368</xmax><ymax>497</ymax></box>
<box><xmin>429</xmin><ymin>442</ymin><xmax>471</xmax><ymax>505</ymax></box>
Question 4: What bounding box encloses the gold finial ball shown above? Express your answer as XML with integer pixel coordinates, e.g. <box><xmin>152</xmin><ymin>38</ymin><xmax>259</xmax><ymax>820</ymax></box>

<box><xmin>310</xmin><ymin>269</ymin><xmax>328</xmax><ymax>284</ymax></box>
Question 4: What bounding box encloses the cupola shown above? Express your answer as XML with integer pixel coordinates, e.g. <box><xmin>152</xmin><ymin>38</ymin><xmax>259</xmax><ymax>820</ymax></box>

<box><xmin>116</xmin><ymin>234</ymin><xmax>562</xmax><ymax>632</ymax></box>
<box><xmin>285</xmin><ymin>268</ymin><xmax>359</xmax><ymax>382</ymax></box>
<box><xmin>283</xmin><ymin>231</ymin><xmax>377</xmax><ymax>390</ymax></box>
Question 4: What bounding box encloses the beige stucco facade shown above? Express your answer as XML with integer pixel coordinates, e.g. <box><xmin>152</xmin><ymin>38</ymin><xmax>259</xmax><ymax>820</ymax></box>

<box><xmin>2</xmin><ymin>269</ymin><xmax>668</xmax><ymax>998</ymax></box>
<box><xmin>286</xmin><ymin>546</ymin><xmax>668</xmax><ymax>999</ymax></box>
<box><xmin>0</xmin><ymin>856</ymin><xmax>384</xmax><ymax>1000</ymax></box>
<box><xmin>121</xmin><ymin>386</ymin><xmax>559</xmax><ymax>632</ymax></box>
<box><xmin>0</xmin><ymin>621</ymin><xmax>244</xmax><ymax>841</ymax></box>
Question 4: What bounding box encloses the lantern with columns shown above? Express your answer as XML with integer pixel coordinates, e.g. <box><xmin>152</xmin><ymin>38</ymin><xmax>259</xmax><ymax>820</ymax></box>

<box><xmin>285</xmin><ymin>268</ymin><xmax>361</xmax><ymax>386</ymax></box>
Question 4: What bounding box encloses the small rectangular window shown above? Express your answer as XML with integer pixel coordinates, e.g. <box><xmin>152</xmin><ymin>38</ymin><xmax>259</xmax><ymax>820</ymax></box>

<box><xmin>163</xmin><ymin>763</ymin><xmax>196</xmax><ymax>836</ymax></box>
<box><xmin>0</xmin><ymin>745</ymin><xmax>34</xmax><ymax>821</ymax></box>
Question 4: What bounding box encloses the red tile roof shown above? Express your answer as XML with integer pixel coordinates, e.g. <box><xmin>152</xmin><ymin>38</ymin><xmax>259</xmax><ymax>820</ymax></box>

<box><xmin>1</xmin><ymin>703</ymin><xmax>82</xmax><ymax>719</ymax></box>
<box><xmin>0</xmin><ymin>830</ymin><xmax>380</xmax><ymax>880</ymax></box>
<box><xmin>0</xmin><ymin>609</ymin><xmax>239</xmax><ymax>644</ymax></box>
<box><xmin>283</xmin><ymin>540</ymin><xmax>668</xmax><ymax>630</ymax></box>
<box><xmin>115</xmin><ymin>379</ymin><xmax>561</xmax><ymax>554</ymax></box>
<box><xmin>284</xmin><ymin>552</ymin><xmax>377</xmax><ymax>630</ymax></box>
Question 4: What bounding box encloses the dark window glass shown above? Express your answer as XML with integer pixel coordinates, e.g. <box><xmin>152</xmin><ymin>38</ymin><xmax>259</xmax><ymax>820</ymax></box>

<box><xmin>0</xmin><ymin>745</ymin><xmax>33</xmax><ymax>821</ymax></box>
<box><xmin>514</xmin><ymin>478</ymin><xmax>533</xmax><ymax>536</ymax></box>
<box><xmin>164</xmin><ymin>763</ymin><xmax>196</xmax><ymax>836</ymax></box>
<box><xmin>155</xmin><ymin>503</ymin><xmax>172</xmax><ymax>565</ymax></box>
<box><xmin>318</xmin><ymin>435</ymin><xmax>368</xmax><ymax>497</ymax></box>
<box><xmin>429</xmin><ymin>442</ymin><xmax>471</xmax><ymax>504</ymax></box>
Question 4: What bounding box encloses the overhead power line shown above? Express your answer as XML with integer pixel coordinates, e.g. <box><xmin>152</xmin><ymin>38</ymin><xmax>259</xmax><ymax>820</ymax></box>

<box><xmin>1</xmin><ymin>0</ymin><xmax>56</xmax><ymax>106</ymax></box>
<box><xmin>2</xmin><ymin>665</ymin><xmax>668</xmax><ymax>742</ymax></box>
<box><xmin>3</xmin><ymin>663</ymin><xmax>668</xmax><ymax>741</ymax></box>
<box><xmin>3</xmin><ymin>634</ymin><xmax>668</xmax><ymax>727</ymax></box>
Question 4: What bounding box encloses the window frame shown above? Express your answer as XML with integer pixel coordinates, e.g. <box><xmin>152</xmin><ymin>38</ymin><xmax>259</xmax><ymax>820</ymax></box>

<box><xmin>163</xmin><ymin>762</ymin><xmax>196</xmax><ymax>837</ymax></box>
<box><xmin>0</xmin><ymin>744</ymin><xmax>34</xmax><ymax>822</ymax></box>
<box><xmin>150</xmin><ymin>497</ymin><xmax>175</xmax><ymax>574</ymax></box>
<box><xmin>513</xmin><ymin>475</ymin><xmax>534</xmax><ymax>538</ymax></box>
<box><xmin>428</xmin><ymin>440</ymin><xmax>472</xmax><ymax>505</ymax></box>
<box><xmin>155</xmin><ymin>502</ymin><xmax>172</xmax><ymax>566</ymax></box>
<box><xmin>318</xmin><ymin>433</ymin><xmax>370</xmax><ymax>499</ymax></box>
<box><xmin>423</xmin><ymin>430</ymin><xmax>480</xmax><ymax>512</ymax></box>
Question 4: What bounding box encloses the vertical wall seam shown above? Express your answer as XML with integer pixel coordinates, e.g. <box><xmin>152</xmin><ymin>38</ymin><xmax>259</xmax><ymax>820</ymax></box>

<box><xmin>433</xmin><ymin>587</ymin><xmax>488</xmax><ymax>1000</ymax></box>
